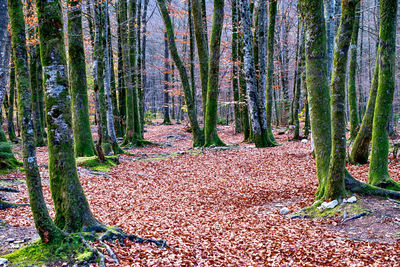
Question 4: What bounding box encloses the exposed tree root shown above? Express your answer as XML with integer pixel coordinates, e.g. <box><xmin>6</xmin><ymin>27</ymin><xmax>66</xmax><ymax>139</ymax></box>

<box><xmin>0</xmin><ymin>186</ymin><xmax>20</xmax><ymax>193</ymax></box>
<box><xmin>3</xmin><ymin>226</ymin><xmax>169</xmax><ymax>266</ymax></box>
<box><xmin>345</xmin><ymin>170</ymin><xmax>400</xmax><ymax>199</ymax></box>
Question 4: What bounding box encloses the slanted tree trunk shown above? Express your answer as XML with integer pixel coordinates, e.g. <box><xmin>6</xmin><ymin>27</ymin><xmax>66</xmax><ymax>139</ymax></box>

<box><xmin>8</xmin><ymin>0</ymin><xmax>65</xmax><ymax>242</ymax></box>
<box><xmin>203</xmin><ymin>0</ymin><xmax>225</xmax><ymax>146</ymax></box>
<box><xmin>348</xmin><ymin>3</ymin><xmax>360</xmax><ymax>140</ymax></box>
<box><xmin>368</xmin><ymin>0</ymin><xmax>399</xmax><ymax>190</ymax></box>
<box><xmin>350</xmin><ymin>53</ymin><xmax>379</xmax><ymax>164</ymax></box>
<box><xmin>67</xmin><ymin>0</ymin><xmax>96</xmax><ymax>157</ymax></box>
<box><xmin>157</xmin><ymin>0</ymin><xmax>203</xmax><ymax>146</ymax></box>
<box><xmin>36</xmin><ymin>0</ymin><xmax>102</xmax><ymax>232</ymax></box>
<box><xmin>326</xmin><ymin>0</ymin><xmax>358</xmax><ymax>200</ymax></box>
<box><xmin>192</xmin><ymin>0</ymin><xmax>209</xmax><ymax>115</ymax></box>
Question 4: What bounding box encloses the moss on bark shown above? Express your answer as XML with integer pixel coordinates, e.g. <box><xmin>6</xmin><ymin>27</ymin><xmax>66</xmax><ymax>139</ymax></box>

<box><xmin>368</xmin><ymin>0</ymin><xmax>398</xmax><ymax>190</ymax></box>
<box><xmin>67</xmin><ymin>0</ymin><xmax>96</xmax><ymax>157</ymax></box>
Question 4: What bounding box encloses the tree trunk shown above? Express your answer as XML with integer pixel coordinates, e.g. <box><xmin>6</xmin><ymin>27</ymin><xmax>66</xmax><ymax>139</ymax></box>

<box><xmin>8</xmin><ymin>0</ymin><xmax>65</xmax><ymax>243</ymax></box>
<box><xmin>368</xmin><ymin>0</ymin><xmax>399</xmax><ymax>190</ymax></box>
<box><xmin>104</xmin><ymin>0</ymin><xmax>123</xmax><ymax>155</ymax></box>
<box><xmin>293</xmin><ymin>24</ymin><xmax>304</xmax><ymax>140</ymax></box>
<box><xmin>204</xmin><ymin>0</ymin><xmax>225</xmax><ymax>147</ymax></box>
<box><xmin>232</xmin><ymin>0</ymin><xmax>241</xmax><ymax>133</ymax></box>
<box><xmin>265</xmin><ymin>0</ymin><xmax>277</xmax><ymax>144</ymax></box>
<box><xmin>299</xmin><ymin>0</ymin><xmax>332</xmax><ymax>199</ymax></box>
<box><xmin>348</xmin><ymin>3</ymin><xmax>360</xmax><ymax>140</ymax></box>
<box><xmin>327</xmin><ymin>0</ymin><xmax>358</xmax><ymax>200</ymax></box>
<box><xmin>117</xmin><ymin>0</ymin><xmax>126</xmax><ymax>137</ymax></box>
<box><xmin>350</xmin><ymin>54</ymin><xmax>379</xmax><ymax>164</ymax></box>
<box><xmin>36</xmin><ymin>0</ymin><xmax>101</xmax><ymax>232</ymax></box>
<box><xmin>67</xmin><ymin>0</ymin><xmax>96</xmax><ymax>157</ymax></box>
<box><xmin>7</xmin><ymin>53</ymin><xmax>18</xmax><ymax>143</ymax></box>
<box><xmin>163</xmin><ymin>31</ymin><xmax>171</xmax><ymax>125</ymax></box>
<box><xmin>192</xmin><ymin>0</ymin><xmax>209</xmax><ymax>116</ymax></box>
<box><xmin>157</xmin><ymin>0</ymin><xmax>203</xmax><ymax>146</ymax></box>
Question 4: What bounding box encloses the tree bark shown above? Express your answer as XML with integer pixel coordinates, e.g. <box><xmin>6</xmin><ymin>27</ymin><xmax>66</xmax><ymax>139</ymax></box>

<box><xmin>36</xmin><ymin>0</ymin><xmax>101</xmax><ymax>232</ymax></box>
<box><xmin>8</xmin><ymin>0</ymin><xmax>65</xmax><ymax>242</ymax></box>
<box><xmin>67</xmin><ymin>0</ymin><xmax>96</xmax><ymax>157</ymax></box>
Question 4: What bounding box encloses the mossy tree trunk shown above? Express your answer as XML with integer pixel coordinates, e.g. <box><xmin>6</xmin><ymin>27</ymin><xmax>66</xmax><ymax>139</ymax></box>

<box><xmin>293</xmin><ymin>23</ymin><xmax>304</xmax><ymax>140</ymax></box>
<box><xmin>117</xmin><ymin>0</ymin><xmax>127</xmax><ymax>137</ymax></box>
<box><xmin>104</xmin><ymin>0</ymin><xmax>123</xmax><ymax>155</ymax></box>
<box><xmin>94</xmin><ymin>0</ymin><xmax>112</xmax><ymax>155</ymax></box>
<box><xmin>265</xmin><ymin>0</ymin><xmax>278</xmax><ymax>145</ymax></box>
<box><xmin>350</xmin><ymin>55</ymin><xmax>379</xmax><ymax>164</ymax></box>
<box><xmin>203</xmin><ymin>0</ymin><xmax>225</xmax><ymax>147</ymax></box>
<box><xmin>157</xmin><ymin>0</ymin><xmax>203</xmax><ymax>146</ymax></box>
<box><xmin>67</xmin><ymin>0</ymin><xmax>96</xmax><ymax>157</ymax></box>
<box><xmin>8</xmin><ymin>0</ymin><xmax>65</xmax><ymax>242</ymax></box>
<box><xmin>238</xmin><ymin>26</ymin><xmax>250</xmax><ymax>142</ymax></box>
<box><xmin>299</xmin><ymin>0</ymin><xmax>332</xmax><ymax>199</ymax></box>
<box><xmin>191</xmin><ymin>0</ymin><xmax>209</xmax><ymax>115</ymax></box>
<box><xmin>7</xmin><ymin>59</ymin><xmax>18</xmax><ymax>143</ymax></box>
<box><xmin>326</xmin><ymin>0</ymin><xmax>358</xmax><ymax>200</ymax></box>
<box><xmin>188</xmin><ymin>0</ymin><xmax>196</xmax><ymax>104</ymax></box>
<box><xmin>36</xmin><ymin>0</ymin><xmax>102</xmax><ymax>232</ymax></box>
<box><xmin>0</xmin><ymin>24</ymin><xmax>11</xmax><ymax>143</ymax></box>
<box><xmin>125</xmin><ymin>0</ymin><xmax>146</xmax><ymax>146</ymax></box>
<box><xmin>347</xmin><ymin>3</ymin><xmax>360</xmax><ymax>140</ymax></box>
<box><xmin>368</xmin><ymin>0</ymin><xmax>399</xmax><ymax>190</ymax></box>
<box><xmin>136</xmin><ymin>0</ymin><xmax>145</xmax><ymax>135</ymax></box>
<box><xmin>162</xmin><ymin>31</ymin><xmax>172</xmax><ymax>125</ymax></box>
<box><xmin>231</xmin><ymin>0</ymin><xmax>241</xmax><ymax>133</ymax></box>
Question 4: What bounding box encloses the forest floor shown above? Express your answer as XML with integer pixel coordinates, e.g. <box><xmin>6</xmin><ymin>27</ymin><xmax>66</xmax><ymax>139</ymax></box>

<box><xmin>1</xmin><ymin>121</ymin><xmax>400</xmax><ymax>265</ymax></box>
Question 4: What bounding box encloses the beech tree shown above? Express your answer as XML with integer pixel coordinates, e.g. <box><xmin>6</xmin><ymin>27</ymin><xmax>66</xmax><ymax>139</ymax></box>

<box><xmin>67</xmin><ymin>0</ymin><xmax>96</xmax><ymax>157</ymax></box>
<box><xmin>36</xmin><ymin>0</ymin><xmax>102</xmax><ymax>232</ymax></box>
<box><xmin>8</xmin><ymin>0</ymin><xmax>65</xmax><ymax>242</ymax></box>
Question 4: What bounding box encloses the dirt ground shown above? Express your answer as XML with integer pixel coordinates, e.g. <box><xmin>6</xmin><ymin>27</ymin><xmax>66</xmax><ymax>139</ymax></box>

<box><xmin>1</xmin><ymin>122</ymin><xmax>400</xmax><ymax>265</ymax></box>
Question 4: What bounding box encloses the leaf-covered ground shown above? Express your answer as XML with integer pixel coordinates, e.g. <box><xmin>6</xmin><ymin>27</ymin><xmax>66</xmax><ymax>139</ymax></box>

<box><xmin>1</xmin><ymin>123</ymin><xmax>400</xmax><ymax>265</ymax></box>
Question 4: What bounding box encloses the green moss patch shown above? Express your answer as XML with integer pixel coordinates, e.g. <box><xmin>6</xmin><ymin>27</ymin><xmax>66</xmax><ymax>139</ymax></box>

<box><xmin>290</xmin><ymin>199</ymin><xmax>372</xmax><ymax>220</ymax></box>
<box><xmin>76</xmin><ymin>156</ymin><xmax>119</xmax><ymax>172</ymax></box>
<box><xmin>3</xmin><ymin>235</ymin><xmax>96</xmax><ymax>266</ymax></box>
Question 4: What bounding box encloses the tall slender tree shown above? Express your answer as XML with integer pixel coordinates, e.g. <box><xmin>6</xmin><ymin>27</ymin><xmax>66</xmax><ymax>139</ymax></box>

<box><xmin>368</xmin><ymin>0</ymin><xmax>399</xmax><ymax>190</ymax></box>
<box><xmin>67</xmin><ymin>0</ymin><xmax>96</xmax><ymax>157</ymax></box>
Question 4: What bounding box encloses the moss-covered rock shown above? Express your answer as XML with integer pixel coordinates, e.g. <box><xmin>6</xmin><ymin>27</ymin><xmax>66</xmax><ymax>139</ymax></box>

<box><xmin>76</xmin><ymin>155</ymin><xmax>119</xmax><ymax>172</ymax></box>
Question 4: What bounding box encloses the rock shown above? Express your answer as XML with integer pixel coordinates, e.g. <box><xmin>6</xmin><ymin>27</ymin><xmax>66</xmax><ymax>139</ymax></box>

<box><xmin>0</xmin><ymin>258</ymin><xmax>8</xmax><ymax>266</ymax></box>
<box><xmin>6</xmin><ymin>238</ymin><xmax>15</xmax><ymax>243</ymax></box>
<box><xmin>301</xmin><ymin>139</ymin><xmax>308</xmax><ymax>143</ymax></box>
<box><xmin>319</xmin><ymin>200</ymin><xmax>339</xmax><ymax>210</ymax></box>
<box><xmin>344</xmin><ymin>196</ymin><xmax>357</xmax><ymax>203</ymax></box>
<box><xmin>177</xmin><ymin>151</ymin><xmax>185</xmax><ymax>155</ymax></box>
<box><xmin>280</xmin><ymin>207</ymin><xmax>290</xmax><ymax>215</ymax></box>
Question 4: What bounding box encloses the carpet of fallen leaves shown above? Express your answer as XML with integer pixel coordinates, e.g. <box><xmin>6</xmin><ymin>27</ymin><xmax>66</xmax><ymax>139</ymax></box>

<box><xmin>2</xmin><ymin>122</ymin><xmax>400</xmax><ymax>266</ymax></box>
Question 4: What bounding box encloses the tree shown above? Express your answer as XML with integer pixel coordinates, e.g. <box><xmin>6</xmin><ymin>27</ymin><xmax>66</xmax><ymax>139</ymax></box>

<box><xmin>350</xmin><ymin>54</ymin><xmax>379</xmax><ymax>164</ymax></box>
<box><xmin>162</xmin><ymin>30</ymin><xmax>172</xmax><ymax>125</ymax></box>
<box><xmin>293</xmin><ymin>24</ymin><xmax>304</xmax><ymax>140</ymax></box>
<box><xmin>7</xmin><ymin>57</ymin><xmax>18</xmax><ymax>143</ymax></box>
<box><xmin>203</xmin><ymin>0</ymin><xmax>225</xmax><ymax>146</ymax></box>
<box><xmin>265</xmin><ymin>0</ymin><xmax>278</xmax><ymax>145</ymax></box>
<box><xmin>231</xmin><ymin>0</ymin><xmax>241</xmax><ymax>133</ymax></box>
<box><xmin>157</xmin><ymin>0</ymin><xmax>203</xmax><ymax>146</ymax></box>
<box><xmin>8</xmin><ymin>0</ymin><xmax>65</xmax><ymax>242</ymax></box>
<box><xmin>347</xmin><ymin>3</ymin><xmax>360</xmax><ymax>140</ymax></box>
<box><xmin>36</xmin><ymin>0</ymin><xmax>102</xmax><ymax>232</ymax></box>
<box><xmin>368</xmin><ymin>0</ymin><xmax>399</xmax><ymax>190</ymax></box>
<box><xmin>67</xmin><ymin>0</ymin><xmax>96</xmax><ymax>157</ymax></box>
<box><xmin>326</xmin><ymin>0</ymin><xmax>358</xmax><ymax>200</ymax></box>
<box><xmin>239</xmin><ymin>0</ymin><xmax>275</xmax><ymax>148</ymax></box>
